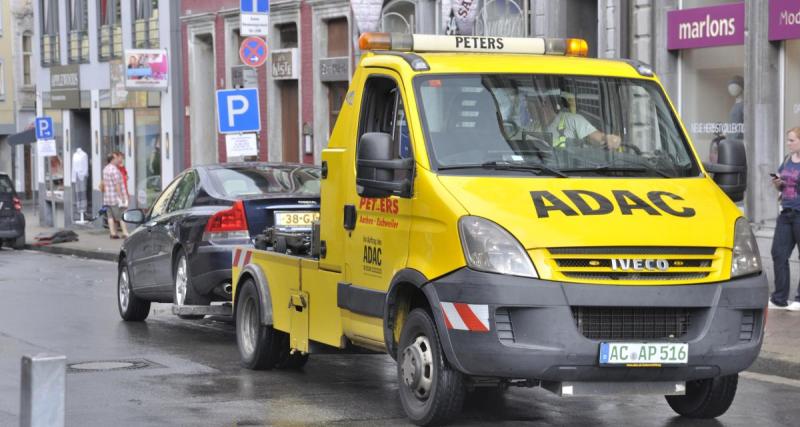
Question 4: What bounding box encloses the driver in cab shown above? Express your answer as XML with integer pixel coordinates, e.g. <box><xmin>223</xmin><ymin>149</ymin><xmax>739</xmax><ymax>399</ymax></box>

<box><xmin>514</xmin><ymin>88</ymin><xmax>622</xmax><ymax>150</ymax></box>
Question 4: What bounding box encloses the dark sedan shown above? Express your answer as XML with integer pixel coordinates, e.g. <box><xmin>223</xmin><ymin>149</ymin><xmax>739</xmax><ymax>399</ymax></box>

<box><xmin>117</xmin><ymin>163</ymin><xmax>320</xmax><ymax>321</ymax></box>
<box><xmin>0</xmin><ymin>173</ymin><xmax>25</xmax><ymax>250</ymax></box>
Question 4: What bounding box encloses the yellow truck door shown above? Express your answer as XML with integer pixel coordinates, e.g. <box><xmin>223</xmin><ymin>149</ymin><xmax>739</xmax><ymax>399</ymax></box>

<box><xmin>340</xmin><ymin>70</ymin><xmax>414</xmax><ymax>349</ymax></box>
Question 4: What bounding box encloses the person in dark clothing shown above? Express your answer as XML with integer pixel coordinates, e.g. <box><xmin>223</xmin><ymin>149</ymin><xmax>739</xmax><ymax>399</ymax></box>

<box><xmin>770</xmin><ymin>127</ymin><xmax>800</xmax><ymax>311</ymax></box>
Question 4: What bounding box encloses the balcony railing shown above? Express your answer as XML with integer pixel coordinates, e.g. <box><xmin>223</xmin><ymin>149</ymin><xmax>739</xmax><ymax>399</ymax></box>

<box><xmin>41</xmin><ymin>34</ymin><xmax>60</xmax><ymax>66</ymax></box>
<box><xmin>133</xmin><ymin>16</ymin><xmax>160</xmax><ymax>48</ymax></box>
<box><xmin>68</xmin><ymin>31</ymin><xmax>90</xmax><ymax>63</ymax></box>
<box><xmin>99</xmin><ymin>25</ymin><xmax>123</xmax><ymax>60</ymax></box>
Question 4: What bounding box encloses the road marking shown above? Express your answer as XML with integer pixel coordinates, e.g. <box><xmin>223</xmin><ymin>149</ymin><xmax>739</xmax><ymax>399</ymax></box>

<box><xmin>742</xmin><ymin>371</ymin><xmax>800</xmax><ymax>388</ymax></box>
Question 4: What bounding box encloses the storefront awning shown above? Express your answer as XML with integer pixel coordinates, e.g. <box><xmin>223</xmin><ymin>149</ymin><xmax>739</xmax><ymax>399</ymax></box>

<box><xmin>6</xmin><ymin>128</ymin><xmax>36</xmax><ymax>146</ymax></box>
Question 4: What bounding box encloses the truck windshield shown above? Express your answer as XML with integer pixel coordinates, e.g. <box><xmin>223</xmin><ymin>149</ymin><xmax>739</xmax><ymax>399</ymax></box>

<box><xmin>414</xmin><ymin>74</ymin><xmax>701</xmax><ymax>178</ymax></box>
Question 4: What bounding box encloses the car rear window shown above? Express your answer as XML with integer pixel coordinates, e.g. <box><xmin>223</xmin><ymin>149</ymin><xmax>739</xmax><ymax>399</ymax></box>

<box><xmin>0</xmin><ymin>175</ymin><xmax>14</xmax><ymax>194</ymax></box>
<box><xmin>209</xmin><ymin>166</ymin><xmax>321</xmax><ymax>198</ymax></box>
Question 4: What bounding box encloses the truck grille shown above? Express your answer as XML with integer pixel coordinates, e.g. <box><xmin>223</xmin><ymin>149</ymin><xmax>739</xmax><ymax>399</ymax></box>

<box><xmin>572</xmin><ymin>307</ymin><xmax>691</xmax><ymax>340</ymax></box>
<box><xmin>546</xmin><ymin>246</ymin><xmax>720</xmax><ymax>283</ymax></box>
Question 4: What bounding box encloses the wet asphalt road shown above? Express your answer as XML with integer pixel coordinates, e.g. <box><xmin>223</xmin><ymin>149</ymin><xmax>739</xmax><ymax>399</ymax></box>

<box><xmin>1</xmin><ymin>250</ymin><xmax>799</xmax><ymax>427</ymax></box>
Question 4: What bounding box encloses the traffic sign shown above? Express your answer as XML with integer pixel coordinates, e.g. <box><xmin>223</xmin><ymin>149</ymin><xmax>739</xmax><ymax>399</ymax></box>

<box><xmin>35</xmin><ymin>116</ymin><xmax>54</xmax><ymax>140</ymax></box>
<box><xmin>226</xmin><ymin>133</ymin><xmax>259</xmax><ymax>158</ymax></box>
<box><xmin>240</xmin><ymin>0</ymin><xmax>270</xmax><ymax>37</ymax></box>
<box><xmin>216</xmin><ymin>88</ymin><xmax>261</xmax><ymax>134</ymax></box>
<box><xmin>37</xmin><ymin>139</ymin><xmax>57</xmax><ymax>157</ymax></box>
<box><xmin>240</xmin><ymin>37</ymin><xmax>268</xmax><ymax>68</ymax></box>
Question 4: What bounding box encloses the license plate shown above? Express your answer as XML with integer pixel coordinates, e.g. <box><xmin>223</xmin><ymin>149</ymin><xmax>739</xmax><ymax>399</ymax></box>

<box><xmin>274</xmin><ymin>211</ymin><xmax>319</xmax><ymax>228</ymax></box>
<box><xmin>599</xmin><ymin>342</ymin><xmax>688</xmax><ymax>366</ymax></box>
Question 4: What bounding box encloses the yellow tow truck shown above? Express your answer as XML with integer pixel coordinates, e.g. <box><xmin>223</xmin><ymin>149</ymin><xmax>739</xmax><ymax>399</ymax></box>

<box><xmin>231</xmin><ymin>32</ymin><xmax>767</xmax><ymax>425</ymax></box>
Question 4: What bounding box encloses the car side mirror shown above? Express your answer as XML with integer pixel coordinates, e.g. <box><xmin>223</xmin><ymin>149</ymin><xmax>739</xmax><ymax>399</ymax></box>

<box><xmin>703</xmin><ymin>138</ymin><xmax>747</xmax><ymax>203</ymax></box>
<box><xmin>356</xmin><ymin>132</ymin><xmax>413</xmax><ymax>198</ymax></box>
<box><xmin>123</xmin><ymin>209</ymin><xmax>145</xmax><ymax>224</ymax></box>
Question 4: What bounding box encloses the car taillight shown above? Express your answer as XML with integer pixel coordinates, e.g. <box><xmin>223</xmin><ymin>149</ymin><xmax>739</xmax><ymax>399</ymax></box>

<box><xmin>203</xmin><ymin>201</ymin><xmax>250</xmax><ymax>241</ymax></box>
<box><xmin>12</xmin><ymin>197</ymin><xmax>21</xmax><ymax>211</ymax></box>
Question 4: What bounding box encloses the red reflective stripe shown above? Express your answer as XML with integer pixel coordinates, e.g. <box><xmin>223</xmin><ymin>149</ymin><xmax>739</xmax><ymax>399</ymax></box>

<box><xmin>233</xmin><ymin>249</ymin><xmax>241</xmax><ymax>267</ymax></box>
<box><xmin>441</xmin><ymin>307</ymin><xmax>454</xmax><ymax>330</ymax></box>
<box><xmin>454</xmin><ymin>303</ymin><xmax>489</xmax><ymax>332</ymax></box>
<box><xmin>243</xmin><ymin>251</ymin><xmax>252</xmax><ymax>266</ymax></box>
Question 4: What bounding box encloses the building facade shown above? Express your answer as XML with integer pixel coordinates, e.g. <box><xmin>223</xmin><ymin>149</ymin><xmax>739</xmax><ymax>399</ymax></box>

<box><xmin>31</xmin><ymin>0</ymin><xmax>183</xmax><ymax>227</ymax></box>
<box><xmin>0</xmin><ymin>1</ymin><xmax>20</xmax><ymax>178</ymax></box>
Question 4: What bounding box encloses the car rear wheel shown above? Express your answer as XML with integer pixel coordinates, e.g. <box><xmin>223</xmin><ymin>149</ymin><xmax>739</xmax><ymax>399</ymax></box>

<box><xmin>118</xmin><ymin>262</ymin><xmax>150</xmax><ymax>321</ymax></box>
<box><xmin>666</xmin><ymin>374</ymin><xmax>739</xmax><ymax>419</ymax></box>
<box><xmin>12</xmin><ymin>233</ymin><xmax>25</xmax><ymax>250</ymax></box>
<box><xmin>397</xmin><ymin>308</ymin><xmax>465</xmax><ymax>426</ymax></box>
<box><xmin>173</xmin><ymin>250</ymin><xmax>208</xmax><ymax>320</ymax></box>
<box><xmin>236</xmin><ymin>278</ymin><xmax>285</xmax><ymax>370</ymax></box>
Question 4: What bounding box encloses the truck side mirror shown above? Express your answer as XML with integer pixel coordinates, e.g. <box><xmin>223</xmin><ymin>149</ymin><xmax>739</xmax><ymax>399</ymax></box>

<box><xmin>356</xmin><ymin>132</ymin><xmax>414</xmax><ymax>198</ymax></box>
<box><xmin>703</xmin><ymin>138</ymin><xmax>747</xmax><ymax>203</ymax></box>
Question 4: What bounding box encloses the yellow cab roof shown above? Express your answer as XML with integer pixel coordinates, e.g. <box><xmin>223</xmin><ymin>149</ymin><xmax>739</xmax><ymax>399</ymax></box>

<box><xmin>360</xmin><ymin>51</ymin><xmax>651</xmax><ymax>80</ymax></box>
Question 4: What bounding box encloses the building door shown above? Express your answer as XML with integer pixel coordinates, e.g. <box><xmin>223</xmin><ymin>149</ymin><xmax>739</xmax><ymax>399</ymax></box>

<box><xmin>190</xmin><ymin>33</ymin><xmax>217</xmax><ymax>166</ymax></box>
<box><xmin>280</xmin><ymin>81</ymin><xmax>299</xmax><ymax>162</ymax></box>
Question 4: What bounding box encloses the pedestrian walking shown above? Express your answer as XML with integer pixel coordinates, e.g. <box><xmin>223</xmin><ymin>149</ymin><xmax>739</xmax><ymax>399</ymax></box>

<box><xmin>769</xmin><ymin>126</ymin><xmax>800</xmax><ymax>311</ymax></box>
<box><xmin>102</xmin><ymin>152</ymin><xmax>129</xmax><ymax>239</ymax></box>
<box><xmin>114</xmin><ymin>151</ymin><xmax>130</xmax><ymax>209</ymax></box>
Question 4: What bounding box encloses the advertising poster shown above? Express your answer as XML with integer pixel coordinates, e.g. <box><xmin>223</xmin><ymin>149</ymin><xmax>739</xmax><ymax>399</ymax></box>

<box><xmin>125</xmin><ymin>49</ymin><xmax>169</xmax><ymax>90</ymax></box>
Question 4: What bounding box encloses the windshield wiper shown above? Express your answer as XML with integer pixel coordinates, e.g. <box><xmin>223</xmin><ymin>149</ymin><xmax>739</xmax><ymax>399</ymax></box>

<box><xmin>562</xmin><ymin>163</ymin><xmax>673</xmax><ymax>178</ymax></box>
<box><xmin>438</xmin><ymin>161</ymin><xmax>567</xmax><ymax>178</ymax></box>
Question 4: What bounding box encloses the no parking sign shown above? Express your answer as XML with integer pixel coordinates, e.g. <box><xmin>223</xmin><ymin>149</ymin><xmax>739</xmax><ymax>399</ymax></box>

<box><xmin>240</xmin><ymin>37</ymin><xmax>268</xmax><ymax>68</ymax></box>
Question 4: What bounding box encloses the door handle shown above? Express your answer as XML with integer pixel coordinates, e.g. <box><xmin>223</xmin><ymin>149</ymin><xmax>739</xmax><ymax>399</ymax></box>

<box><xmin>343</xmin><ymin>205</ymin><xmax>356</xmax><ymax>231</ymax></box>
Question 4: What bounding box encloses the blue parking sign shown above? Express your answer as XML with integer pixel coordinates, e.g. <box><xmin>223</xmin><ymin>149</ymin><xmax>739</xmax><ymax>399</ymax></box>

<box><xmin>216</xmin><ymin>88</ymin><xmax>261</xmax><ymax>134</ymax></box>
<box><xmin>35</xmin><ymin>116</ymin><xmax>54</xmax><ymax>140</ymax></box>
<box><xmin>241</xmin><ymin>0</ymin><xmax>269</xmax><ymax>13</ymax></box>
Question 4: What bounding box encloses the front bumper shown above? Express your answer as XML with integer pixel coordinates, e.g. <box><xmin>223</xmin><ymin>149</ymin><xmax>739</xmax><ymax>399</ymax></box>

<box><xmin>424</xmin><ymin>268</ymin><xmax>768</xmax><ymax>382</ymax></box>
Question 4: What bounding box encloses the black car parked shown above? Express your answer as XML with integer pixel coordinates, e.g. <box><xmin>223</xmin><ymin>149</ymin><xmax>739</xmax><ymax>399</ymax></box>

<box><xmin>117</xmin><ymin>163</ymin><xmax>321</xmax><ymax>321</ymax></box>
<box><xmin>0</xmin><ymin>173</ymin><xmax>25</xmax><ymax>250</ymax></box>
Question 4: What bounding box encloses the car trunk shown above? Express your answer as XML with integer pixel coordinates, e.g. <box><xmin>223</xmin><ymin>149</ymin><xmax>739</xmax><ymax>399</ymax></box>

<box><xmin>241</xmin><ymin>196</ymin><xmax>320</xmax><ymax>237</ymax></box>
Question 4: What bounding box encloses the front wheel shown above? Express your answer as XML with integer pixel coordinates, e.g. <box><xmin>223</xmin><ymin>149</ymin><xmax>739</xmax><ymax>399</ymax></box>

<box><xmin>397</xmin><ymin>309</ymin><xmax>465</xmax><ymax>426</ymax></box>
<box><xmin>118</xmin><ymin>262</ymin><xmax>150</xmax><ymax>321</ymax></box>
<box><xmin>666</xmin><ymin>374</ymin><xmax>739</xmax><ymax>419</ymax></box>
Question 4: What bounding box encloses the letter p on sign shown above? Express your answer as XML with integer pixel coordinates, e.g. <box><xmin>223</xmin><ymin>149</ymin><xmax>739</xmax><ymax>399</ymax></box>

<box><xmin>216</xmin><ymin>88</ymin><xmax>261</xmax><ymax>134</ymax></box>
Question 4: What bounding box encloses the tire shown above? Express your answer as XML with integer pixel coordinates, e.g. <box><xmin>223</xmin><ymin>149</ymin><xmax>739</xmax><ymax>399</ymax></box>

<box><xmin>236</xmin><ymin>278</ymin><xmax>286</xmax><ymax>370</ymax></box>
<box><xmin>666</xmin><ymin>374</ymin><xmax>739</xmax><ymax>419</ymax></box>
<box><xmin>173</xmin><ymin>249</ymin><xmax>208</xmax><ymax>320</ymax></box>
<box><xmin>117</xmin><ymin>261</ymin><xmax>151</xmax><ymax>321</ymax></box>
<box><xmin>12</xmin><ymin>233</ymin><xmax>25</xmax><ymax>250</ymax></box>
<box><xmin>397</xmin><ymin>308</ymin><xmax>465</xmax><ymax>426</ymax></box>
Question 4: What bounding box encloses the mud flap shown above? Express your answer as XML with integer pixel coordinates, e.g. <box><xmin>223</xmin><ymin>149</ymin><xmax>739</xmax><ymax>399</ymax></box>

<box><xmin>289</xmin><ymin>290</ymin><xmax>309</xmax><ymax>353</ymax></box>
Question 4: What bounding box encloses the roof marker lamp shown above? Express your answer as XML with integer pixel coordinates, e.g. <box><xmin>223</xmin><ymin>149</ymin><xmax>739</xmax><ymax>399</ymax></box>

<box><xmin>459</xmin><ymin>216</ymin><xmax>538</xmax><ymax>278</ymax></box>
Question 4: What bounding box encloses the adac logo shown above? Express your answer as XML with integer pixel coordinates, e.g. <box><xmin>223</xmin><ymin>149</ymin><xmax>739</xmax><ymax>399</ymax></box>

<box><xmin>530</xmin><ymin>190</ymin><xmax>696</xmax><ymax>219</ymax></box>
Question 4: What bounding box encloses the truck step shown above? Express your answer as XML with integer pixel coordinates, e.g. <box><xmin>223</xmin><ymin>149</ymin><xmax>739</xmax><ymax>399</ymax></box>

<box><xmin>172</xmin><ymin>303</ymin><xmax>233</xmax><ymax>316</ymax></box>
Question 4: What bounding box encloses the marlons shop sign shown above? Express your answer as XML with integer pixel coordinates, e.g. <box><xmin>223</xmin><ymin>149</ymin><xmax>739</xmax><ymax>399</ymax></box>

<box><xmin>667</xmin><ymin>3</ymin><xmax>745</xmax><ymax>50</ymax></box>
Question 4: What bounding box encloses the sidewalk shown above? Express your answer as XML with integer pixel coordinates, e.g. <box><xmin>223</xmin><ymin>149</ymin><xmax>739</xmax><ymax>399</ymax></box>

<box><xmin>17</xmin><ymin>203</ymin><xmax>800</xmax><ymax>379</ymax></box>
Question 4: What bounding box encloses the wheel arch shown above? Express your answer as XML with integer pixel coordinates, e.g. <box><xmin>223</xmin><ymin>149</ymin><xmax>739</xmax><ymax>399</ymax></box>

<box><xmin>383</xmin><ymin>269</ymin><xmax>433</xmax><ymax>360</ymax></box>
<box><xmin>234</xmin><ymin>264</ymin><xmax>274</xmax><ymax>326</ymax></box>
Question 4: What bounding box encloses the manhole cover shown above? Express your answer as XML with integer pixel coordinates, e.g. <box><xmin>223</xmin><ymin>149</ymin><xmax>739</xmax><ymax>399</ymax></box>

<box><xmin>67</xmin><ymin>359</ymin><xmax>161</xmax><ymax>373</ymax></box>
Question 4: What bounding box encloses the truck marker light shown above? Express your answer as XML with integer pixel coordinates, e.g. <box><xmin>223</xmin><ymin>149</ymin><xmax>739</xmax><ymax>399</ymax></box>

<box><xmin>441</xmin><ymin>302</ymin><xmax>490</xmax><ymax>332</ymax></box>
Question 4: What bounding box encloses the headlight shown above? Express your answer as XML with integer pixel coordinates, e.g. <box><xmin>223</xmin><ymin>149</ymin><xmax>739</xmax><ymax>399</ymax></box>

<box><xmin>458</xmin><ymin>216</ymin><xmax>538</xmax><ymax>278</ymax></box>
<box><xmin>731</xmin><ymin>217</ymin><xmax>762</xmax><ymax>278</ymax></box>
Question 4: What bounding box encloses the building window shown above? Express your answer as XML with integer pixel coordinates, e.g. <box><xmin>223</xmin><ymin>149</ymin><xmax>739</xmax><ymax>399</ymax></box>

<box><xmin>40</xmin><ymin>0</ymin><xmax>60</xmax><ymax>66</ymax></box>
<box><xmin>98</xmin><ymin>0</ymin><xmax>123</xmax><ymax>60</ymax></box>
<box><xmin>132</xmin><ymin>0</ymin><xmax>159</xmax><ymax>48</ymax></box>
<box><xmin>68</xmin><ymin>0</ymin><xmax>89</xmax><ymax>63</ymax></box>
<box><xmin>381</xmin><ymin>0</ymin><xmax>415</xmax><ymax>33</ymax></box>
<box><xmin>279</xmin><ymin>24</ymin><xmax>298</xmax><ymax>49</ymax></box>
<box><xmin>22</xmin><ymin>34</ymin><xmax>32</xmax><ymax>86</ymax></box>
<box><xmin>0</xmin><ymin>61</ymin><xmax>5</xmax><ymax>99</ymax></box>
<box><xmin>473</xmin><ymin>0</ymin><xmax>526</xmax><ymax>37</ymax></box>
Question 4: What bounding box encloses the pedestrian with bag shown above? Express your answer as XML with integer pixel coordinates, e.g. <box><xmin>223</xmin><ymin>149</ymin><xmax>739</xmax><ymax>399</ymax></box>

<box><xmin>101</xmin><ymin>152</ymin><xmax>129</xmax><ymax>239</ymax></box>
<box><xmin>770</xmin><ymin>126</ymin><xmax>800</xmax><ymax>310</ymax></box>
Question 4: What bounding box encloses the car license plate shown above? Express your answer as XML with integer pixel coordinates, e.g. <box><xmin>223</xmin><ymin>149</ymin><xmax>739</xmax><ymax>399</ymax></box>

<box><xmin>599</xmin><ymin>342</ymin><xmax>688</xmax><ymax>366</ymax></box>
<box><xmin>275</xmin><ymin>211</ymin><xmax>319</xmax><ymax>228</ymax></box>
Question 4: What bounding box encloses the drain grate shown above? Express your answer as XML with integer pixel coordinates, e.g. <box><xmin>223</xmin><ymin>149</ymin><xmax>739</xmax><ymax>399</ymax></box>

<box><xmin>67</xmin><ymin>358</ymin><xmax>163</xmax><ymax>373</ymax></box>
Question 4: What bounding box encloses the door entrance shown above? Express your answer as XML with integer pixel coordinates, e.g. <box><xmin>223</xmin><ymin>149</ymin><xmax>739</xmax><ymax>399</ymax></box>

<box><xmin>279</xmin><ymin>81</ymin><xmax>299</xmax><ymax>162</ymax></box>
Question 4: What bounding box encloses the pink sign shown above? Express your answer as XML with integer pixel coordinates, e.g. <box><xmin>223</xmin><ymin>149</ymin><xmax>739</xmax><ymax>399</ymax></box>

<box><xmin>769</xmin><ymin>0</ymin><xmax>800</xmax><ymax>41</ymax></box>
<box><xmin>667</xmin><ymin>3</ymin><xmax>745</xmax><ymax>50</ymax></box>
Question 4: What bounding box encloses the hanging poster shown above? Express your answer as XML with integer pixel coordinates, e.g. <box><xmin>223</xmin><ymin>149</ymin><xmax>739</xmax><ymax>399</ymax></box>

<box><xmin>125</xmin><ymin>49</ymin><xmax>169</xmax><ymax>90</ymax></box>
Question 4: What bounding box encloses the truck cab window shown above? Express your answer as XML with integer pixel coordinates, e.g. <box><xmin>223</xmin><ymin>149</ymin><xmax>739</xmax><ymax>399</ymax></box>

<box><xmin>358</xmin><ymin>76</ymin><xmax>413</xmax><ymax>180</ymax></box>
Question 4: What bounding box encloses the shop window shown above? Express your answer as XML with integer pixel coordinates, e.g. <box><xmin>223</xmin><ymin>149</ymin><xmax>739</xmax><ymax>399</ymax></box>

<box><xmin>132</xmin><ymin>0</ymin><xmax>159</xmax><ymax>48</ymax></box>
<box><xmin>279</xmin><ymin>24</ymin><xmax>298</xmax><ymax>49</ymax></box>
<box><xmin>22</xmin><ymin>34</ymin><xmax>32</xmax><ymax>85</ymax></box>
<box><xmin>381</xmin><ymin>0</ymin><xmax>415</xmax><ymax>33</ymax></box>
<box><xmin>134</xmin><ymin>108</ymin><xmax>162</xmax><ymax>208</ymax></box>
<box><xmin>473</xmin><ymin>0</ymin><xmax>526</xmax><ymax>37</ymax></box>
<box><xmin>68</xmin><ymin>0</ymin><xmax>89</xmax><ymax>63</ymax></box>
<box><xmin>40</xmin><ymin>0</ymin><xmax>60</xmax><ymax>66</ymax></box>
<box><xmin>785</xmin><ymin>40</ymin><xmax>800</xmax><ymax>140</ymax></box>
<box><xmin>98</xmin><ymin>0</ymin><xmax>123</xmax><ymax>60</ymax></box>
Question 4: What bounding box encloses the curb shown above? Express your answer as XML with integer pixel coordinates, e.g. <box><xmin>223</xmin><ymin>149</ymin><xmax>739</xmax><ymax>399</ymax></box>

<box><xmin>748</xmin><ymin>351</ymin><xmax>800</xmax><ymax>381</ymax></box>
<box><xmin>25</xmin><ymin>244</ymin><xmax>118</xmax><ymax>262</ymax></box>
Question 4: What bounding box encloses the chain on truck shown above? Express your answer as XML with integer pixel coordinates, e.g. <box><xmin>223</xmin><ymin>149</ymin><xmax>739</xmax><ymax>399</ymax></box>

<box><xmin>231</xmin><ymin>32</ymin><xmax>767</xmax><ymax>426</ymax></box>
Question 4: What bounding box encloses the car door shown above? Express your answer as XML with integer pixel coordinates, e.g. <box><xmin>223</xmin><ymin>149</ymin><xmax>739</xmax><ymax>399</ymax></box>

<box><xmin>130</xmin><ymin>176</ymin><xmax>181</xmax><ymax>292</ymax></box>
<box><xmin>151</xmin><ymin>171</ymin><xmax>200</xmax><ymax>290</ymax></box>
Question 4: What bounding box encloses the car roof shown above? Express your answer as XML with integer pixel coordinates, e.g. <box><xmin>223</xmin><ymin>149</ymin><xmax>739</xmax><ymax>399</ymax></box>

<box><xmin>195</xmin><ymin>162</ymin><xmax>319</xmax><ymax>172</ymax></box>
